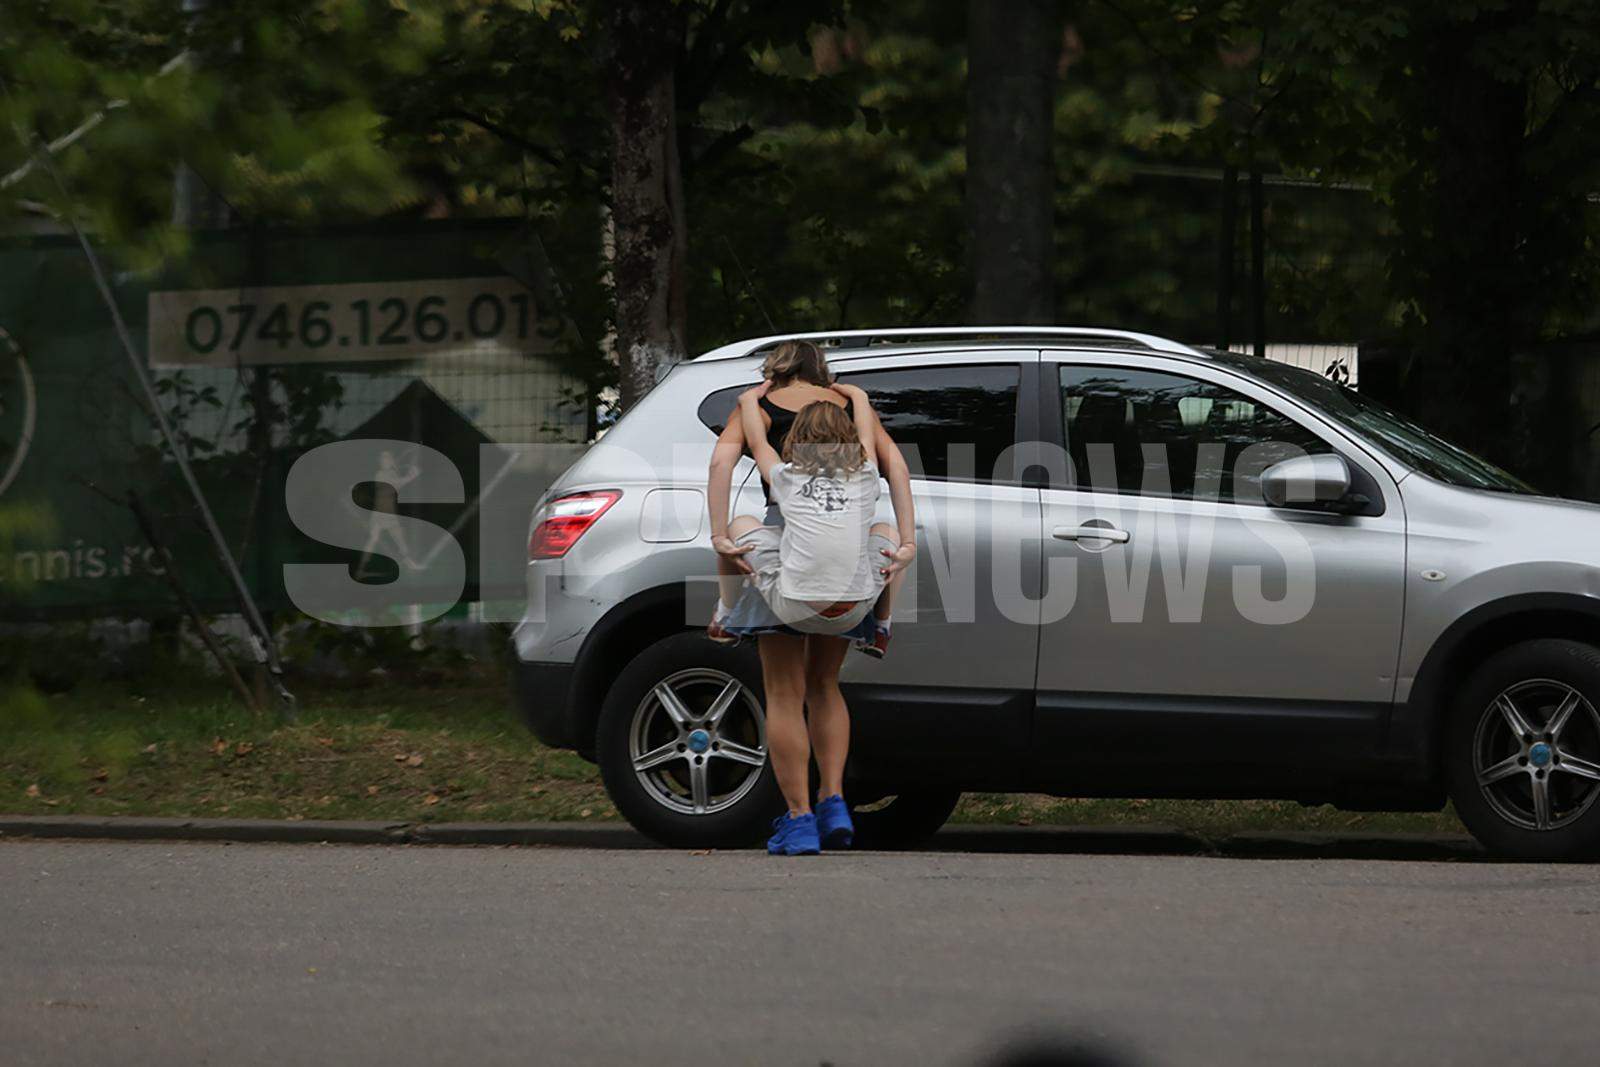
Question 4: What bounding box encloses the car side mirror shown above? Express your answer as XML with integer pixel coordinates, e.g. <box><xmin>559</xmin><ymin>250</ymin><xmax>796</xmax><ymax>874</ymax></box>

<box><xmin>1261</xmin><ymin>454</ymin><xmax>1354</xmax><ymax>512</ymax></box>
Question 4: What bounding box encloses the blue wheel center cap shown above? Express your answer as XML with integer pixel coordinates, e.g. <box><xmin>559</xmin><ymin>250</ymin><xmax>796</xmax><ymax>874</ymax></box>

<box><xmin>687</xmin><ymin>729</ymin><xmax>711</xmax><ymax>754</ymax></box>
<box><xmin>1529</xmin><ymin>742</ymin><xmax>1553</xmax><ymax>768</ymax></box>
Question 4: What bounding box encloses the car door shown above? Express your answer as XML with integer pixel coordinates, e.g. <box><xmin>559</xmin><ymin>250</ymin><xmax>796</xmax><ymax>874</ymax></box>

<box><xmin>1032</xmin><ymin>352</ymin><xmax>1407</xmax><ymax>786</ymax></box>
<box><xmin>828</xmin><ymin>350</ymin><xmax>1043</xmax><ymax>785</ymax></box>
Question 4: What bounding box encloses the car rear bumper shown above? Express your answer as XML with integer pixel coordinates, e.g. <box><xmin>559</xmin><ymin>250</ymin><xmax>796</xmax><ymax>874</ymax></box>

<box><xmin>511</xmin><ymin>652</ymin><xmax>580</xmax><ymax>751</ymax></box>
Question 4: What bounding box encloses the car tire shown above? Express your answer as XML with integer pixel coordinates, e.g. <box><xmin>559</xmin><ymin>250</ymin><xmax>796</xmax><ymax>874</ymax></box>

<box><xmin>849</xmin><ymin>789</ymin><xmax>961</xmax><ymax>850</ymax></box>
<box><xmin>1445</xmin><ymin>638</ymin><xmax>1600</xmax><ymax>861</ymax></box>
<box><xmin>596</xmin><ymin>633</ymin><xmax>781</xmax><ymax>848</ymax></box>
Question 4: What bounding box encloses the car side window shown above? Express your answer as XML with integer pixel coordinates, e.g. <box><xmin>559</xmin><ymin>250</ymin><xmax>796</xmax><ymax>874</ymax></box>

<box><xmin>1059</xmin><ymin>364</ymin><xmax>1333</xmax><ymax>502</ymax></box>
<box><xmin>836</xmin><ymin>364</ymin><xmax>1020</xmax><ymax>483</ymax></box>
<box><xmin>697</xmin><ymin>385</ymin><xmax>746</xmax><ymax>435</ymax></box>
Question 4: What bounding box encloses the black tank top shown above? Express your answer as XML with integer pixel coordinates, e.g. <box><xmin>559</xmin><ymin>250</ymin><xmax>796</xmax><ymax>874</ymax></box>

<box><xmin>755</xmin><ymin>393</ymin><xmax>854</xmax><ymax>506</ymax></box>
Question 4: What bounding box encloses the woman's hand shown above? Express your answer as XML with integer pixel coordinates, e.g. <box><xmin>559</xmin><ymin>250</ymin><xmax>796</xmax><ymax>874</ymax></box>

<box><xmin>712</xmin><ymin>534</ymin><xmax>755</xmax><ymax>575</ymax></box>
<box><xmin>880</xmin><ymin>541</ymin><xmax>917</xmax><ymax>578</ymax></box>
<box><xmin>738</xmin><ymin>380</ymin><xmax>772</xmax><ymax>407</ymax></box>
<box><xmin>831</xmin><ymin>381</ymin><xmax>866</xmax><ymax>402</ymax></box>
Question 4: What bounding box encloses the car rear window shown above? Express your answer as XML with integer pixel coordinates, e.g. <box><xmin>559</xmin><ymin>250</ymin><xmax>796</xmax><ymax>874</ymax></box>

<box><xmin>697</xmin><ymin>365</ymin><xmax>1021</xmax><ymax>484</ymax></box>
<box><xmin>697</xmin><ymin>385</ymin><xmax>749</xmax><ymax>435</ymax></box>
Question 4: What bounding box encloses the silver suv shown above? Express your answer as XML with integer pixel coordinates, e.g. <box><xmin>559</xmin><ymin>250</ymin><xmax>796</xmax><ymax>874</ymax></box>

<box><xmin>512</xmin><ymin>327</ymin><xmax>1600</xmax><ymax>859</ymax></box>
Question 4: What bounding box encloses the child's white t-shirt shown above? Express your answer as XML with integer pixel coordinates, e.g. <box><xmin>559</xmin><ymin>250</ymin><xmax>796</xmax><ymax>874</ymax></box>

<box><xmin>770</xmin><ymin>461</ymin><xmax>881</xmax><ymax>601</ymax></box>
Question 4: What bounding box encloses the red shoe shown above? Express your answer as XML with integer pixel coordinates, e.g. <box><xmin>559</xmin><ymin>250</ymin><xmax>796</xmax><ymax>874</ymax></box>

<box><xmin>858</xmin><ymin>623</ymin><xmax>890</xmax><ymax>659</ymax></box>
<box><xmin>707</xmin><ymin>615</ymin><xmax>740</xmax><ymax>646</ymax></box>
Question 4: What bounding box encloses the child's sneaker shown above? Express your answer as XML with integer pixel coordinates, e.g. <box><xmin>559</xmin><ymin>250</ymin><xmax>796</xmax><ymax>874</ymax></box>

<box><xmin>707</xmin><ymin>603</ymin><xmax>740</xmax><ymax>646</ymax></box>
<box><xmin>815</xmin><ymin>794</ymin><xmax>854</xmax><ymax>850</ymax></box>
<box><xmin>858</xmin><ymin>619</ymin><xmax>891</xmax><ymax>659</ymax></box>
<box><xmin>766</xmin><ymin>812</ymin><xmax>821</xmax><ymax>855</ymax></box>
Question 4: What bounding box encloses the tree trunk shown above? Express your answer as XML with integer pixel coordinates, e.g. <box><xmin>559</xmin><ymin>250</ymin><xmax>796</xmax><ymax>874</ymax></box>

<box><xmin>172</xmin><ymin>0</ymin><xmax>231</xmax><ymax>229</ymax></box>
<box><xmin>1402</xmin><ymin>17</ymin><xmax>1529</xmax><ymax>468</ymax></box>
<box><xmin>965</xmin><ymin>0</ymin><xmax>1058</xmax><ymax>325</ymax></box>
<box><xmin>606</xmin><ymin>1</ymin><xmax>688</xmax><ymax>410</ymax></box>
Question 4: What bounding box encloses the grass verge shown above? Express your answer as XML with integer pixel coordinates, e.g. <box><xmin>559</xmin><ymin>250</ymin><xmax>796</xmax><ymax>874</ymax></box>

<box><xmin>0</xmin><ymin>680</ymin><xmax>615</xmax><ymax>823</ymax></box>
<box><xmin>1</xmin><ymin>678</ymin><xmax>1466</xmax><ymax>837</ymax></box>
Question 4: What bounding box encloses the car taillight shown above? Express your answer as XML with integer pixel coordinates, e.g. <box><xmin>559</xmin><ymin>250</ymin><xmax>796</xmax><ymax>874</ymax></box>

<box><xmin>528</xmin><ymin>490</ymin><xmax>621</xmax><ymax>560</ymax></box>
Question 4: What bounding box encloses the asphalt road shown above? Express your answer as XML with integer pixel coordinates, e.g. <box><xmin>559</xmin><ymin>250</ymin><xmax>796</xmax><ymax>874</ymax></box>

<box><xmin>4</xmin><ymin>841</ymin><xmax>1597</xmax><ymax>1067</ymax></box>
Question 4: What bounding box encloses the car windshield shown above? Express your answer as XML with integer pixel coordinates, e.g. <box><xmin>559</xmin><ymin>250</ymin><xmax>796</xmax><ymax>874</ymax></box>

<box><xmin>1210</xmin><ymin>351</ymin><xmax>1541</xmax><ymax>495</ymax></box>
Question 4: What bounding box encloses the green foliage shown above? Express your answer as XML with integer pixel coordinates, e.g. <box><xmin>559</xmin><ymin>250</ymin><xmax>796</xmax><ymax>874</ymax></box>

<box><xmin>687</xmin><ymin>10</ymin><xmax>969</xmax><ymax>341</ymax></box>
<box><xmin>3</xmin><ymin>0</ymin><xmax>1598</xmax><ymax>414</ymax></box>
<box><xmin>1</xmin><ymin>0</ymin><xmax>437</xmax><ymax>266</ymax></box>
<box><xmin>0</xmin><ymin>499</ymin><xmax>54</xmax><ymax>559</ymax></box>
<box><xmin>279</xmin><ymin>616</ymin><xmax>487</xmax><ymax>682</ymax></box>
<box><xmin>1129</xmin><ymin>0</ymin><xmax>1600</xmax><ymax>341</ymax></box>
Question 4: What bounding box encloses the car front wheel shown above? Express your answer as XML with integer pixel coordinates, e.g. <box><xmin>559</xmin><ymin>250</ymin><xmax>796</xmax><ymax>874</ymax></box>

<box><xmin>1446</xmin><ymin>638</ymin><xmax>1600</xmax><ymax>860</ymax></box>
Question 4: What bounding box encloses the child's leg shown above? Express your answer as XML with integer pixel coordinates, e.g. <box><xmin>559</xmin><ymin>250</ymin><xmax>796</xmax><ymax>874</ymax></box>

<box><xmin>869</xmin><ymin>522</ymin><xmax>902</xmax><ymax>624</ymax></box>
<box><xmin>718</xmin><ymin>514</ymin><xmax>764</xmax><ymax>609</ymax></box>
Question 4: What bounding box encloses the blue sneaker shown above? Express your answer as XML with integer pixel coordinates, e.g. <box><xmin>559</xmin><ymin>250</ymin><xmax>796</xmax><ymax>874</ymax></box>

<box><xmin>766</xmin><ymin>812</ymin><xmax>821</xmax><ymax>856</ymax></box>
<box><xmin>815</xmin><ymin>795</ymin><xmax>854</xmax><ymax>850</ymax></box>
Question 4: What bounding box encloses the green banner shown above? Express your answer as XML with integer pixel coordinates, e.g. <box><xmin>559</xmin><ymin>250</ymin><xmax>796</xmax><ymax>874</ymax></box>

<box><xmin>0</xmin><ymin>220</ymin><xmax>588</xmax><ymax>621</ymax></box>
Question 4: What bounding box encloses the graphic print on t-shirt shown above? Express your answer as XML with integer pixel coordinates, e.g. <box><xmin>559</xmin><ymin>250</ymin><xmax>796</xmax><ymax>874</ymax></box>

<box><xmin>798</xmin><ymin>473</ymin><xmax>848</xmax><ymax>512</ymax></box>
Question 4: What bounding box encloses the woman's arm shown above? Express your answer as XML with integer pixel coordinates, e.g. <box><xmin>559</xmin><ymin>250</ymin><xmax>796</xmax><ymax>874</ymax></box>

<box><xmin>739</xmin><ymin>386</ymin><xmax>781</xmax><ymax>482</ymax></box>
<box><xmin>869</xmin><ymin>412</ymin><xmax>917</xmax><ymax>575</ymax></box>
<box><xmin>706</xmin><ymin>412</ymin><xmax>753</xmax><ymax>570</ymax></box>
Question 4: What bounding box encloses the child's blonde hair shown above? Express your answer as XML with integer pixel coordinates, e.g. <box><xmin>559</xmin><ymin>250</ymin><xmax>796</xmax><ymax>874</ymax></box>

<box><xmin>782</xmin><ymin>400</ymin><xmax>868</xmax><ymax>474</ymax></box>
<box><xmin>761</xmin><ymin>340</ymin><xmax>832</xmax><ymax>387</ymax></box>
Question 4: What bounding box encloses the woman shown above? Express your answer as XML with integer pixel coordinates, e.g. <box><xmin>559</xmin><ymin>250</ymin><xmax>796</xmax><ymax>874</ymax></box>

<box><xmin>707</xmin><ymin>342</ymin><xmax>915</xmax><ymax>652</ymax></box>
<box><xmin>704</xmin><ymin>341</ymin><xmax>916</xmax><ymax>855</ymax></box>
<box><xmin>732</xmin><ymin>382</ymin><xmax>896</xmax><ymax>636</ymax></box>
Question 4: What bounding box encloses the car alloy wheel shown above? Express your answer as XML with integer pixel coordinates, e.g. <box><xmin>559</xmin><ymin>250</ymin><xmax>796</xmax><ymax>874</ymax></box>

<box><xmin>628</xmin><ymin>667</ymin><xmax>768</xmax><ymax>815</ymax></box>
<box><xmin>1473</xmin><ymin>678</ymin><xmax>1600</xmax><ymax>831</ymax></box>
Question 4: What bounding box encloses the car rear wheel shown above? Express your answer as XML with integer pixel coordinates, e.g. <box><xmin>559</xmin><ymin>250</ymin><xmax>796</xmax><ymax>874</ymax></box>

<box><xmin>849</xmin><ymin>789</ymin><xmax>961</xmax><ymax>849</ymax></box>
<box><xmin>596</xmin><ymin>633</ymin><xmax>779</xmax><ymax>848</ymax></box>
<box><xmin>1446</xmin><ymin>639</ymin><xmax>1600</xmax><ymax>860</ymax></box>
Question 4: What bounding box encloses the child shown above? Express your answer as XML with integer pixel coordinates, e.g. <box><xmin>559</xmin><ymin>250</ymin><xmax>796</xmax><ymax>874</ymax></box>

<box><xmin>731</xmin><ymin>383</ymin><xmax>899</xmax><ymax>635</ymax></box>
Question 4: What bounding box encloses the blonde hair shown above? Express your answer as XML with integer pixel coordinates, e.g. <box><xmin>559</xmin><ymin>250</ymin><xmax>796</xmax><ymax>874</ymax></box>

<box><xmin>761</xmin><ymin>340</ymin><xmax>832</xmax><ymax>387</ymax></box>
<box><xmin>781</xmin><ymin>400</ymin><xmax>868</xmax><ymax>474</ymax></box>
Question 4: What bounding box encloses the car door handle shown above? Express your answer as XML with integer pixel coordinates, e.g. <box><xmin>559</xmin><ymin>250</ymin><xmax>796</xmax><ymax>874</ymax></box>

<box><xmin>1052</xmin><ymin>524</ymin><xmax>1130</xmax><ymax>544</ymax></box>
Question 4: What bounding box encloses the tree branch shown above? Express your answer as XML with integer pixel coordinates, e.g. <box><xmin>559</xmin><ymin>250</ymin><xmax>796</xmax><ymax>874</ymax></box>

<box><xmin>678</xmin><ymin>0</ymin><xmax>787</xmax><ymax>113</ymax></box>
<box><xmin>687</xmin><ymin>122</ymin><xmax>755</xmax><ymax>174</ymax></box>
<box><xmin>1089</xmin><ymin>0</ymin><xmax>1240</xmax><ymax>106</ymax></box>
<box><xmin>443</xmin><ymin>109</ymin><xmax>569</xmax><ymax>170</ymax></box>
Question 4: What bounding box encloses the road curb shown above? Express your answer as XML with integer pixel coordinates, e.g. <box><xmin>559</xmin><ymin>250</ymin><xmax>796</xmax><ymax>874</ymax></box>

<box><xmin>0</xmin><ymin>815</ymin><xmax>414</xmax><ymax>845</ymax></box>
<box><xmin>0</xmin><ymin>815</ymin><xmax>638</xmax><ymax>848</ymax></box>
<box><xmin>0</xmin><ymin>814</ymin><xmax>1485</xmax><ymax>859</ymax></box>
<box><xmin>1215</xmin><ymin>829</ymin><xmax>1485</xmax><ymax>861</ymax></box>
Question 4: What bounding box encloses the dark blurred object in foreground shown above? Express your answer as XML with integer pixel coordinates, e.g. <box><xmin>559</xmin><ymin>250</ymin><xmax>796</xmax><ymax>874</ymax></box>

<box><xmin>979</xmin><ymin>1031</ymin><xmax>1138</xmax><ymax>1067</ymax></box>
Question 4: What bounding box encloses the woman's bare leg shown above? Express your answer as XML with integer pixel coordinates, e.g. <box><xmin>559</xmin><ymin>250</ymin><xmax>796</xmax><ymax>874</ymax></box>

<box><xmin>804</xmin><ymin>634</ymin><xmax>851</xmax><ymax>800</ymax></box>
<box><xmin>758</xmin><ymin>633</ymin><xmax>811</xmax><ymax>815</ymax></box>
<box><xmin>719</xmin><ymin>514</ymin><xmax>763</xmax><ymax>608</ymax></box>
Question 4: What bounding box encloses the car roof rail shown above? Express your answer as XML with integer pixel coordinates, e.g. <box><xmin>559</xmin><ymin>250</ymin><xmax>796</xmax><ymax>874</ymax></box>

<box><xmin>693</xmin><ymin>326</ymin><xmax>1202</xmax><ymax>362</ymax></box>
